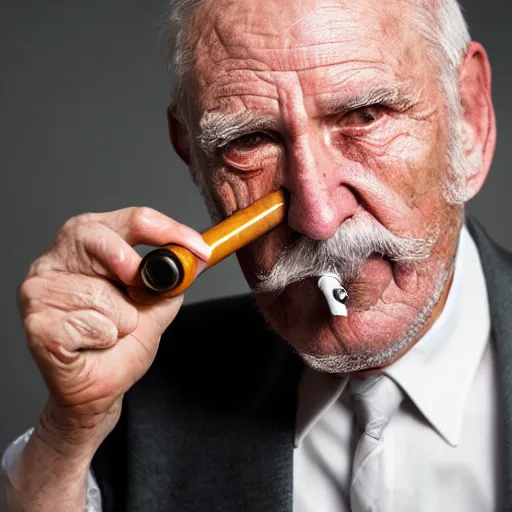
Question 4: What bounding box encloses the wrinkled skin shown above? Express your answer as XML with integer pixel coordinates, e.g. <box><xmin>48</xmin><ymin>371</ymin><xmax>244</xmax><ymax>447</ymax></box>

<box><xmin>170</xmin><ymin>0</ymin><xmax>495</xmax><ymax>368</ymax></box>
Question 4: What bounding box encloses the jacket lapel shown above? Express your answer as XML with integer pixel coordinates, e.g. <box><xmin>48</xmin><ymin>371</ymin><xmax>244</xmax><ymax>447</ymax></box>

<box><xmin>123</xmin><ymin>296</ymin><xmax>302</xmax><ymax>512</ymax></box>
<box><xmin>467</xmin><ymin>216</ymin><xmax>512</xmax><ymax>508</ymax></box>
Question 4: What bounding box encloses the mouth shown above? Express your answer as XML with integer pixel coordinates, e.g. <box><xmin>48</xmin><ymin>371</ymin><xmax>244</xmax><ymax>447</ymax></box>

<box><xmin>317</xmin><ymin>274</ymin><xmax>349</xmax><ymax>317</ymax></box>
<box><xmin>260</xmin><ymin>252</ymin><xmax>396</xmax><ymax>311</ymax></box>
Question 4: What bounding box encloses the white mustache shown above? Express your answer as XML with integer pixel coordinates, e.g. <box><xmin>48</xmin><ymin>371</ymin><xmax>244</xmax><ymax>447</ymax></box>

<box><xmin>255</xmin><ymin>209</ymin><xmax>435</xmax><ymax>293</ymax></box>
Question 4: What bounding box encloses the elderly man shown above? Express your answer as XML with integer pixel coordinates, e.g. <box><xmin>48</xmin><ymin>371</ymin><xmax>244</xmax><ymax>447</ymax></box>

<box><xmin>2</xmin><ymin>0</ymin><xmax>507</xmax><ymax>510</ymax></box>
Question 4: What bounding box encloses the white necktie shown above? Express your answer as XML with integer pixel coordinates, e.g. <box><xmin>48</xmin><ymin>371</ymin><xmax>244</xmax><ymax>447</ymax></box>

<box><xmin>349</xmin><ymin>374</ymin><xmax>404</xmax><ymax>512</ymax></box>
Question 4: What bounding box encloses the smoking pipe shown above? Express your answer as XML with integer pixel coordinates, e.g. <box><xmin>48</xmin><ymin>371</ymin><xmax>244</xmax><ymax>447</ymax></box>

<box><xmin>138</xmin><ymin>189</ymin><xmax>287</xmax><ymax>297</ymax></box>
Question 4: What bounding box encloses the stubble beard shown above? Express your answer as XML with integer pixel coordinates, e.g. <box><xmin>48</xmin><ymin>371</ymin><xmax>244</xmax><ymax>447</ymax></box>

<box><xmin>298</xmin><ymin>260</ymin><xmax>453</xmax><ymax>374</ymax></box>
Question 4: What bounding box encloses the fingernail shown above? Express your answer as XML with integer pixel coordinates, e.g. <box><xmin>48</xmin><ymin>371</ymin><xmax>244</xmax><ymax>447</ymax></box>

<box><xmin>187</xmin><ymin>236</ymin><xmax>212</xmax><ymax>261</ymax></box>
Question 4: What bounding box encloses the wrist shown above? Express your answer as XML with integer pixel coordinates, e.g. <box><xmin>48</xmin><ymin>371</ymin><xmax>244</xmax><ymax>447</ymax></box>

<box><xmin>37</xmin><ymin>397</ymin><xmax>121</xmax><ymax>457</ymax></box>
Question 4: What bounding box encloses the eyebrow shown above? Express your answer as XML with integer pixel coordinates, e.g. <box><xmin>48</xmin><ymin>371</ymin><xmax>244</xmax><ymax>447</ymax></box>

<box><xmin>320</xmin><ymin>84</ymin><xmax>420</xmax><ymax>116</ymax></box>
<box><xmin>196</xmin><ymin>84</ymin><xmax>420</xmax><ymax>157</ymax></box>
<box><xmin>196</xmin><ymin>110</ymin><xmax>281</xmax><ymax>158</ymax></box>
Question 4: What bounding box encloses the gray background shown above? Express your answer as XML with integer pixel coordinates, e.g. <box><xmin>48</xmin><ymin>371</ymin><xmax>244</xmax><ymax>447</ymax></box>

<box><xmin>0</xmin><ymin>0</ymin><xmax>510</xmax><ymax>453</ymax></box>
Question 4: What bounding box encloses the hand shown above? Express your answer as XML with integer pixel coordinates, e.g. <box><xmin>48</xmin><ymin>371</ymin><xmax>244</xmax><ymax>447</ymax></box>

<box><xmin>17</xmin><ymin>206</ymin><xmax>212</xmax><ymax>451</ymax></box>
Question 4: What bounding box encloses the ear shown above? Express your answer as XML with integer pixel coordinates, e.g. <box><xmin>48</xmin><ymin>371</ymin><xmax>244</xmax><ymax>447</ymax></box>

<box><xmin>458</xmin><ymin>41</ymin><xmax>496</xmax><ymax>199</ymax></box>
<box><xmin>167</xmin><ymin>105</ymin><xmax>191</xmax><ymax>165</ymax></box>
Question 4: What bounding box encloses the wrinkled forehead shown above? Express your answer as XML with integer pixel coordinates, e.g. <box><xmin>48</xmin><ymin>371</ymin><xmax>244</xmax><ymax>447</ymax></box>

<box><xmin>190</xmin><ymin>0</ymin><xmax>409</xmax><ymax>48</ymax></box>
<box><xmin>186</xmin><ymin>0</ymin><xmax>432</xmax><ymax>113</ymax></box>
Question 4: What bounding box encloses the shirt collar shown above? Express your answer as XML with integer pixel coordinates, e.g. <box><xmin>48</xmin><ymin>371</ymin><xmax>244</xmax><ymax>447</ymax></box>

<box><xmin>294</xmin><ymin>225</ymin><xmax>491</xmax><ymax>448</ymax></box>
<box><xmin>294</xmin><ymin>365</ymin><xmax>348</xmax><ymax>447</ymax></box>
<box><xmin>383</xmin><ymin>224</ymin><xmax>491</xmax><ymax>446</ymax></box>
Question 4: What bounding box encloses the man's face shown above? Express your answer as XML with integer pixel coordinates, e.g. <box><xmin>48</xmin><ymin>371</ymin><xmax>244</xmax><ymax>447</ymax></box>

<box><xmin>184</xmin><ymin>0</ymin><xmax>466</xmax><ymax>371</ymax></box>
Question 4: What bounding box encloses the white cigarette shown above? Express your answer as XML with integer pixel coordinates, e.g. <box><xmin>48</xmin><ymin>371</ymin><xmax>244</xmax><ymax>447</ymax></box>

<box><xmin>317</xmin><ymin>275</ymin><xmax>348</xmax><ymax>317</ymax></box>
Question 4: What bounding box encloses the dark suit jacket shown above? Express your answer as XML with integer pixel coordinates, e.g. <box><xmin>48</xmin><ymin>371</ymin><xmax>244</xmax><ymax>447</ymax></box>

<box><xmin>91</xmin><ymin>217</ymin><xmax>512</xmax><ymax>511</ymax></box>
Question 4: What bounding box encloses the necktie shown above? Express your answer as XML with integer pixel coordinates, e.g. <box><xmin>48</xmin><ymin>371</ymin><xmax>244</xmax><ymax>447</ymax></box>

<box><xmin>349</xmin><ymin>374</ymin><xmax>404</xmax><ymax>512</ymax></box>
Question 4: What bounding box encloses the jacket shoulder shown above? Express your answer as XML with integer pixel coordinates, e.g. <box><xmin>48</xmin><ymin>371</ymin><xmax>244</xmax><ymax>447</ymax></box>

<box><xmin>466</xmin><ymin>215</ymin><xmax>512</xmax><ymax>280</ymax></box>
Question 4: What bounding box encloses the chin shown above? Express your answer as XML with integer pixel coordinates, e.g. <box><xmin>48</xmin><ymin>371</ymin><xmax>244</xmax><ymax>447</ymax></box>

<box><xmin>253</xmin><ymin>256</ymin><xmax>451</xmax><ymax>372</ymax></box>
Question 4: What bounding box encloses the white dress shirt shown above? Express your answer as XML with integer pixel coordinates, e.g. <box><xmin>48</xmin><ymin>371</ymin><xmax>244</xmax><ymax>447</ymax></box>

<box><xmin>1</xmin><ymin>225</ymin><xmax>501</xmax><ymax>511</ymax></box>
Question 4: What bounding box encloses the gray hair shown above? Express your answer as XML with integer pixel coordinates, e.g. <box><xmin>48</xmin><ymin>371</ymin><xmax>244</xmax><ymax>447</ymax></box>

<box><xmin>255</xmin><ymin>207</ymin><xmax>435</xmax><ymax>293</ymax></box>
<box><xmin>159</xmin><ymin>0</ymin><xmax>204</xmax><ymax>120</ymax></box>
<box><xmin>413</xmin><ymin>0</ymin><xmax>473</xmax><ymax>203</ymax></box>
<box><xmin>159</xmin><ymin>0</ymin><xmax>473</xmax><ymax>203</ymax></box>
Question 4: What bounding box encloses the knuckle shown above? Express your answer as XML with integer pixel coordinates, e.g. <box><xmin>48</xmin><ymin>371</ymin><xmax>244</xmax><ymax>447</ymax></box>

<box><xmin>17</xmin><ymin>276</ymin><xmax>44</xmax><ymax>312</ymax></box>
<box><xmin>23</xmin><ymin>312</ymin><xmax>62</xmax><ymax>357</ymax></box>
<box><xmin>17</xmin><ymin>277</ymin><xmax>33</xmax><ymax>303</ymax></box>
<box><xmin>24</xmin><ymin>214</ymin><xmax>105</xmax><ymax>281</ymax></box>
<box><xmin>87</xmin><ymin>230</ymin><xmax>109</xmax><ymax>258</ymax></box>
<box><xmin>22</xmin><ymin>311</ymin><xmax>46</xmax><ymax>342</ymax></box>
<box><xmin>57</xmin><ymin>221</ymin><xmax>106</xmax><ymax>272</ymax></box>
<box><xmin>59</xmin><ymin>217</ymin><xmax>76</xmax><ymax>235</ymax></box>
<box><xmin>63</xmin><ymin>312</ymin><xmax>118</xmax><ymax>348</ymax></box>
<box><xmin>71</xmin><ymin>218</ymin><xmax>101</xmax><ymax>240</ymax></box>
<box><xmin>130</xmin><ymin>206</ymin><xmax>157</xmax><ymax>232</ymax></box>
<box><xmin>26</xmin><ymin>258</ymin><xmax>51</xmax><ymax>278</ymax></box>
<box><xmin>71</xmin><ymin>212</ymin><xmax>96</xmax><ymax>227</ymax></box>
<box><xmin>59</xmin><ymin>215</ymin><xmax>79</xmax><ymax>236</ymax></box>
<box><xmin>59</xmin><ymin>213</ymin><xmax>96</xmax><ymax>240</ymax></box>
<box><xmin>78</xmin><ymin>280</ymin><xmax>113</xmax><ymax>313</ymax></box>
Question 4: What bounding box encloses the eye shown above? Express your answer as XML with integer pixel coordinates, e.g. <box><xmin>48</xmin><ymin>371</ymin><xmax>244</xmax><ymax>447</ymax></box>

<box><xmin>219</xmin><ymin>131</ymin><xmax>281</xmax><ymax>173</ymax></box>
<box><xmin>222</xmin><ymin>132</ymin><xmax>270</xmax><ymax>154</ymax></box>
<box><xmin>339</xmin><ymin>105</ymin><xmax>385</xmax><ymax>128</ymax></box>
<box><xmin>220</xmin><ymin>132</ymin><xmax>278</xmax><ymax>164</ymax></box>
<box><xmin>234</xmin><ymin>133</ymin><xmax>267</xmax><ymax>148</ymax></box>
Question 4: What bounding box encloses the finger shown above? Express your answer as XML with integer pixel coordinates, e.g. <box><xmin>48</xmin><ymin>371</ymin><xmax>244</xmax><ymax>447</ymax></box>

<box><xmin>137</xmin><ymin>294</ymin><xmax>185</xmax><ymax>335</ymax></box>
<box><xmin>34</xmin><ymin>220</ymin><xmax>159</xmax><ymax>286</ymax></box>
<box><xmin>84</xmin><ymin>207</ymin><xmax>212</xmax><ymax>260</ymax></box>
<box><xmin>41</xmin><ymin>212</ymin><xmax>212</xmax><ymax>285</ymax></box>
<box><xmin>126</xmin><ymin>286</ymin><xmax>166</xmax><ymax>306</ymax></box>
<box><xmin>24</xmin><ymin>308</ymin><xmax>120</xmax><ymax>360</ymax></box>
<box><xmin>18</xmin><ymin>273</ymin><xmax>138</xmax><ymax>338</ymax></box>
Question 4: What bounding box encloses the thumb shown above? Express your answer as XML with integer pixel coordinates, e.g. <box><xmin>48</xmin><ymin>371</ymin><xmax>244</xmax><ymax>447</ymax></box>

<box><xmin>127</xmin><ymin>286</ymin><xmax>185</xmax><ymax>335</ymax></box>
<box><xmin>137</xmin><ymin>294</ymin><xmax>184</xmax><ymax>336</ymax></box>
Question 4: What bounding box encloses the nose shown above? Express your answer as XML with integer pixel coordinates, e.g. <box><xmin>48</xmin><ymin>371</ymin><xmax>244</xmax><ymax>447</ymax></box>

<box><xmin>283</xmin><ymin>135</ymin><xmax>358</xmax><ymax>240</ymax></box>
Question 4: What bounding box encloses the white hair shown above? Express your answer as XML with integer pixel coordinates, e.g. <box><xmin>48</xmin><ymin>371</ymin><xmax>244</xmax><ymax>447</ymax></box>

<box><xmin>159</xmin><ymin>0</ymin><xmax>473</xmax><ymax>204</ymax></box>
<box><xmin>159</xmin><ymin>0</ymin><xmax>204</xmax><ymax>120</ymax></box>
<box><xmin>255</xmin><ymin>207</ymin><xmax>435</xmax><ymax>293</ymax></box>
<box><xmin>412</xmin><ymin>0</ymin><xmax>474</xmax><ymax>203</ymax></box>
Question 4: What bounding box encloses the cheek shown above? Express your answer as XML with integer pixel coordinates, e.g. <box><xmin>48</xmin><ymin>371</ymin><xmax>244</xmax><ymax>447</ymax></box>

<box><xmin>205</xmin><ymin>154</ymin><xmax>283</xmax><ymax>217</ymax></box>
<box><xmin>337</xmin><ymin>121</ymin><xmax>450</xmax><ymax>210</ymax></box>
<box><xmin>236</xmin><ymin>224</ymin><xmax>298</xmax><ymax>286</ymax></box>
